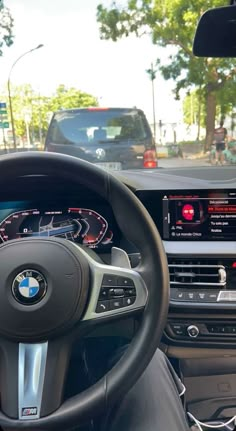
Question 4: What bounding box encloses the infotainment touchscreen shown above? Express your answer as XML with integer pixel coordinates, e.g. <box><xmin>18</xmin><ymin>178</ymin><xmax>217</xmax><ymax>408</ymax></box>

<box><xmin>162</xmin><ymin>190</ymin><xmax>236</xmax><ymax>240</ymax></box>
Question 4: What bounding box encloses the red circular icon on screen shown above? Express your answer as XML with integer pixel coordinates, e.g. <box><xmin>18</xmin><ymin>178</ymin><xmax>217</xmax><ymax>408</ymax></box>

<box><xmin>182</xmin><ymin>204</ymin><xmax>195</xmax><ymax>221</ymax></box>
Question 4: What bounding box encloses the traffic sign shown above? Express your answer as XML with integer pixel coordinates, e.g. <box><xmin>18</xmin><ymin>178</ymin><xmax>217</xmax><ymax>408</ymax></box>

<box><xmin>0</xmin><ymin>110</ymin><xmax>7</xmax><ymax>115</ymax></box>
<box><xmin>0</xmin><ymin>122</ymin><xmax>9</xmax><ymax>129</ymax></box>
<box><xmin>0</xmin><ymin>102</ymin><xmax>7</xmax><ymax>109</ymax></box>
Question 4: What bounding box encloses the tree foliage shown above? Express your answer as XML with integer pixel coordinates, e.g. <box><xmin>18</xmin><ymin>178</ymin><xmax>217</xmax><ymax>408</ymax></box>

<box><xmin>97</xmin><ymin>0</ymin><xmax>236</xmax><ymax>149</ymax></box>
<box><xmin>48</xmin><ymin>84</ymin><xmax>98</xmax><ymax>112</ymax></box>
<box><xmin>0</xmin><ymin>84</ymin><xmax>98</xmax><ymax>140</ymax></box>
<box><xmin>183</xmin><ymin>89</ymin><xmax>205</xmax><ymax>128</ymax></box>
<box><xmin>0</xmin><ymin>0</ymin><xmax>14</xmax><ymax>56</ymax></box>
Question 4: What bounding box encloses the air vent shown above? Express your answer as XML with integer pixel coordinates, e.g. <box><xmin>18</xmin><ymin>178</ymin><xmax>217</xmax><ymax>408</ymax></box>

<box><xmin>168</xmin><ymin>258</ymin><xmax>226</xmax><ymax>289</ymax></box>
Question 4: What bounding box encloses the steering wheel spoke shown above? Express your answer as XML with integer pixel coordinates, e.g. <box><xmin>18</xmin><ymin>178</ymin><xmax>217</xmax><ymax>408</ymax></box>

<box><xmin>18</xmin><ymin>342</ymin><xmax>48</xmax><ymax>420</ymax></box>
<box><xmin>0</xmin><ymin>335</ymin><xmax>72</xmax><ymax>421</ymax></box>
<box><xmin>80</xmin><ymin>249</ymin><xmax>148</xmax><ymax>321</ymax></box>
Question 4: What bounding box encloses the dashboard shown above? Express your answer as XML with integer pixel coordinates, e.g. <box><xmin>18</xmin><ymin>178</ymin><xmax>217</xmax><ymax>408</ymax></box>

<box><xmin>1</xmin><ymin>165</ymin><xmax>236</xmax><ymax>348</ymax></box>
<box><xmin>0</xmin><ymin>200</ymin><xmax>118</xmax><ymax>251</ymax></box>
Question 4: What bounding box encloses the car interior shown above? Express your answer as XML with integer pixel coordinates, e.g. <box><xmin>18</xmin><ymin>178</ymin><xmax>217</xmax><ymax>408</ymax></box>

<box><xmin>0</xmin><ymin>3</ymin><xmax>236</xmax><ymax>431</ymax></box>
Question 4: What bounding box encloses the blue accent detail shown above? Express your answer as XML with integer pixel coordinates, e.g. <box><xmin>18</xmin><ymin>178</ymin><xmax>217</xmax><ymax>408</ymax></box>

<box><xmin>19</xmin><ymin>278</ymin><xmax>29</xmax><ymax>287</ymax></box>
<box><xmin>19</xmin><ymin>277</ymin><xmax>39</xmax><ymax>298</ymax></box>
<box><xmin>29</xmin><ymin>287</ymin><xmax>39</xmax><ymax>296</ymax></box>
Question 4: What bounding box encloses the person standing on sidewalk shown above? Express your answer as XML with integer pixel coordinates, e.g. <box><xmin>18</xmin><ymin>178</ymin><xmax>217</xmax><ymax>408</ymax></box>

<box><xmin>213</xmin><ymin>120</ymin><xmax>227</xmax><ymax>165</ymax></box>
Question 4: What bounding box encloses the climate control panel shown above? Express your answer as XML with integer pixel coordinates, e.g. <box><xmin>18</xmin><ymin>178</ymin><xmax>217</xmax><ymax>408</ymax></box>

<box><xmin>166</xmin><ymin>321</ymin><xmax>236</xmax><ymax>340</ymax></box>
<box><xmin>168</xmin><ymin>257</ymin><xmax>236</xmax><ymax>307</ymax></box>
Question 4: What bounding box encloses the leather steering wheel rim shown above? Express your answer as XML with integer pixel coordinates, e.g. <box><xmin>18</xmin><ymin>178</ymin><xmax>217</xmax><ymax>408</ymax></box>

<box><xmin>0</xmin><ymin>152</ymin><xmax>169</xmax><ymax>430</ymax></box>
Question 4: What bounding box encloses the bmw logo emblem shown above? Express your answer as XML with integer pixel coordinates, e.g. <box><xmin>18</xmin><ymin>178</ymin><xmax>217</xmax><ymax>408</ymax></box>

<box><xmin>12</xmin><ymin>270</ymin><xmax>47</xmax><ymax>305</ymax></box>
<box><xmin>96</xmin><ymin>148</ymin><xmax>106</xmax><ymax>160</ymax></box>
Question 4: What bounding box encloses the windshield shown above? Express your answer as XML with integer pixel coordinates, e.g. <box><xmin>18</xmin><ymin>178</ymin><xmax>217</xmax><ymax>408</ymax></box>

<box><xmin>0</xmin><ymin>0</ymin><xmax>235</xmax><ymax>170</ymax></box>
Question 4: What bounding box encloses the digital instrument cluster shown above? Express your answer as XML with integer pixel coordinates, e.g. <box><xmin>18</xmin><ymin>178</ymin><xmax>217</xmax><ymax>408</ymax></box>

<box><xmin>0</xmin><ymin>202</ymin><xmax>116</xmax><ymax>250</ymax></box>
<box><xmin>162</xmin><ymin>190</ymin><xmax>236</xmax><ymax>240</ymax></box>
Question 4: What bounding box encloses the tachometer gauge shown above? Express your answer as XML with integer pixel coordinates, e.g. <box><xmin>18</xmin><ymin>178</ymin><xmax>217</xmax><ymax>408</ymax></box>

<box><xmin>0</xmin><ymin>208</ymin><xmax>108</xmax><ymax>247</ymax></box>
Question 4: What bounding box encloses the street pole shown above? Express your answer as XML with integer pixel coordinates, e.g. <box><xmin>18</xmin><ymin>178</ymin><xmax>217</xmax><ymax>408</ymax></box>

<box><xmin>0</xmin><ymin>113</ymin><xmax>7</xmax><ymax>152</ymax></box>
<box><xmin>38</xmin><ymin>95</ymin><xmax>43</xmax><ymax>145</ymax></box>
<box><xmin>146</xmin><ymin>63</ymin><xmax>157</xmax><ymax>143</ymax></box>
<box><xmin>7</xmin><ymin>44</ymin><xmax>44</xmax><ymax>150</ymax></box>
<box><xmin>151</xmin><ymin>64</ymin><xmax>156</xmax><ymax>143</ymax></box>
<box><xmin>2</xmin><ymin>128</ymin><xmax>7</xmax><ymax>152</ymax></box>
<box><xmin>7</xmin><ymin>80</ymin><xmax>16</xmax><ymax>149</ymax></box>
<box><xmin>26</xmin><ymin>121</ymin><xmax>30</xmax><ymax>149</ymax></box>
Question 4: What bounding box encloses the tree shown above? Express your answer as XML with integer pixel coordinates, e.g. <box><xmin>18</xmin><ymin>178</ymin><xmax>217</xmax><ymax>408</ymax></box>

<box><xmin>97</xmin><ymin>0</ymin><xmax>236</xmax><ymax>150</ymax></box>
<box><xmin>49</xmin><ymin>85</ymin><xmax>98</xmax><ymax>112</ymax></box>
<box><xmin>183</xmin><ymin>88</ymin><xmax>205</xmax><ymax>140</ymax></box>
<box><xmin>0</xmin><ymin>84</ymin><xmax>98</xmax><ymax>141</ymax></box>
<box><xmin>2</xmin><ymin>84</ymin><xmax>35</xmax><ymax>139</ymax></box>
<box><xmin>0</xmin><ymin>0</ymin><xmax>14</xmax><ymax>56</ymax></box>
<box><xmin>215</xmin><ymin>79</ymin><xmax>236</xmax><ymax>121</ymax></box>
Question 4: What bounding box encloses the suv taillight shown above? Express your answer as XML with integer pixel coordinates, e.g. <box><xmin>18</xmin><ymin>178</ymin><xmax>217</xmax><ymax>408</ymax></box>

<box><xmin>143</xmin><ymin>149</ymin><xmax>157</xmax><ymax>168</ymax></box>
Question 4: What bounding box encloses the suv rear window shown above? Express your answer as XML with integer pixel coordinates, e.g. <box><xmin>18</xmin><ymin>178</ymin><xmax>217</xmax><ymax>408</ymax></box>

<box><xmin>47</xmin><ymin>109</ymin><xmax>150</xmax><ymax>145</ymax></box>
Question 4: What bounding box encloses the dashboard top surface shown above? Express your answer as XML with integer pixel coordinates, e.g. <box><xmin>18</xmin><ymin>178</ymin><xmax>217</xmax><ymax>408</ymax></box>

<box><xmin>113</xmin><ymin>166</ymin><xmax>236</xmax><ymax>190</ymax></box>
<box><xmin>0</xmin><ymin>166</ymin><xmax>236</xmax><ymax>196</ymax></box>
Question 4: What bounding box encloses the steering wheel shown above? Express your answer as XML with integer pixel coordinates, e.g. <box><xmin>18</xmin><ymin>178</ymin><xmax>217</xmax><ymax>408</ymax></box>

<box><xmin>0</xmin><ymin>152</ymin><xmax>169</xmax><ymax>430</ymax></box>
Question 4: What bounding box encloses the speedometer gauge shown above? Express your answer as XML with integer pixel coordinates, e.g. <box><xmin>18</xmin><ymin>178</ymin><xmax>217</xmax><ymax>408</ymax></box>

<box><xmin>0</xmin><ymin>208</ymin><xmax>108</xmax><ymax>248</ymax></box>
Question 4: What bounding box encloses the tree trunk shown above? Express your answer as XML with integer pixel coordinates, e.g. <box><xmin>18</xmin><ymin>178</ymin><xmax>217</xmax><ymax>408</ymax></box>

<box><xmin>205</xmin><ymin>90</ymin><xmax>216</xmax><ymax>152</ymax></box>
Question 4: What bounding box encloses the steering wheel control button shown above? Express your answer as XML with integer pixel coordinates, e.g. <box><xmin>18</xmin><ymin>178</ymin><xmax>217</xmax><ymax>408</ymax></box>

<box><xmin>110</xmin><ymin>298</ymin><xmax>124</xmax><ymax>310</ymax></box>
<box><xmin>99</xmin><ymin>288</ymin><xmax>109</xmax><ymax>299</ymax></box>
<box><xmin>12</xmin><ymin>269</ymin><xmax>47</xmax><ymax>305</ymax></box>
<box><xmin>109</xmin><ymin>288</ymin><xmax>125</xmax><ymax>298</ymax></box>
<box><xmin>117</xmin><ymin>276</ymin><xmax>134</xmax><ymax>287</ymax></box>
<box><xmin>187</xmin><ymin>325</ymin><xmax>199</xmax><ymax>338</ymax></box>
<box><xmin>123</xmin><ymin>296</ymin><xmax>136</xmax><ymax>307</ymax></box>
<box><xmin>102</xmin><ymin>274</ymin><xmax>118</xmax><ymax>286</ymax></box>
<box><xmin>96</xmin><ymin>300</ymin><xmax>110</xmax><ymax>313</ymax></box>
<box><xmin>124</xmin><ymin>287</ymin><xmax>136</xmax><ymax>297</ymax></box>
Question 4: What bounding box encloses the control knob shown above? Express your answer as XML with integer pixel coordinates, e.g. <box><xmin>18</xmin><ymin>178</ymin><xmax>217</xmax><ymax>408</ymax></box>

<box><xmin>187</xmin><ymin>325</ymin><xmax>199</xmax><ymax>338</ymax></box>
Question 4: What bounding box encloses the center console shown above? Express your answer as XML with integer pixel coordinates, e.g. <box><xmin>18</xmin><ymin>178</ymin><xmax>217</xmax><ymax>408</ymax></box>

<box><xmin>135</xmin><ymin>188</ymin><xmax>236</xmax><ymax>345</ymax></box>
<box><xmin>162</xmin><ymin>190</ymin><xmax>236</xmax><ymax>241</ymax></box>
<box><xmin>133</xmin><ymin>183</ymin><xmax>236</xmax><ymax>424</ymax></box>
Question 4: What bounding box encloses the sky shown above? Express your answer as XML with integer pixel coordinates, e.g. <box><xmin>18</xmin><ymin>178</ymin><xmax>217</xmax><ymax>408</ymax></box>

<box><xmin>1</xmin><ymin>0</ymin><xmax>182</xmax><ymax>124</ymax></box>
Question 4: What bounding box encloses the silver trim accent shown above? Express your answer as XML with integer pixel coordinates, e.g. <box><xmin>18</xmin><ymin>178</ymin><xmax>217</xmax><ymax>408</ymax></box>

<box><xmin>169</xmin><ymin>264</ymin><xmax>224</xmax><ymax>268</ymax></box>
<box><xmin>217</xmin><ymin>291</ymin><xmax>236</xmax><ymax>302</ymax></box>
<box><xmin>219</xmin><ymin>268</ymin><xmax>227</xmax><ymax>283</ymax></box>
<box><xmin>111</xmin><ymin>247</ymin><xmax>131</xmax><ymax>269</ymax></box>
<box><xmin>187</xmin><ymin>325</ymin><xmax>199</xmax><ymax>338</ymax></box>
<box><xmin>70</xmin><ymin>245</ymin><xmax>148</xmax><ymax>321</ymax></box>
<box><xmin>170</xmin><ymin>282</ymin><xmax>225</xmax><ymax>286</ymax></box>
<box><xmin>18</xmin><ymin>342</ymin><xmax>48</xmax><ymax>420</ymax></box>
<box><xmin>163</xmin><ymin>241</ymin><xmax>236</xmax><ymax>255</ymax></box>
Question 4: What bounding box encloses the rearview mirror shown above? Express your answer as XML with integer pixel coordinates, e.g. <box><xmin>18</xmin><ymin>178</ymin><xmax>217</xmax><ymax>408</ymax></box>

<box><xmin>193</xmin><ymin>5</ymin><xmax>236</xmax><ymax>57</ymax></box>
